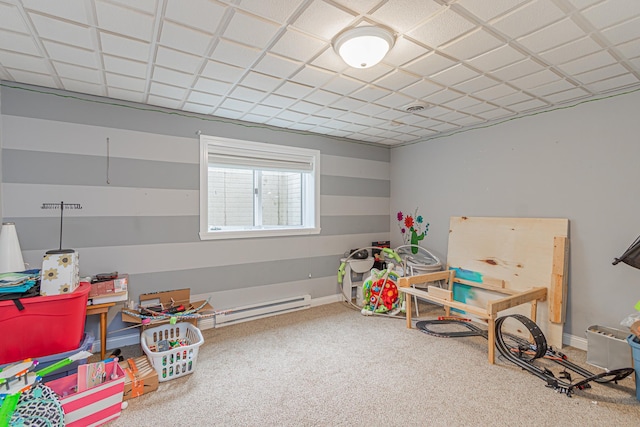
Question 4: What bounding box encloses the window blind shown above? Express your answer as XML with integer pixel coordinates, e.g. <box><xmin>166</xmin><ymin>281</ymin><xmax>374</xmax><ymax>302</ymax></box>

<box><xmin>208</xmin><ymin>146</ymin><xmax>314</xmax><ymax>172</ymax></box>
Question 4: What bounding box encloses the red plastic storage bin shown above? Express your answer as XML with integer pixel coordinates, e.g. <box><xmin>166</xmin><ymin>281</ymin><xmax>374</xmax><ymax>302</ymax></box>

<box><xmin>0</xmin><ymin>282</ymin><xmax>90</xmax><ymax>365</ymax></box>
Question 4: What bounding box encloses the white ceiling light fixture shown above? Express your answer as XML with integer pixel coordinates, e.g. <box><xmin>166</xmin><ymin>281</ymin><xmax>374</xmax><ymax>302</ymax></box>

<box><xmin>333</xmin><ymin>26</ymin><xmax>395</xmax><ymax>69</ymax></box>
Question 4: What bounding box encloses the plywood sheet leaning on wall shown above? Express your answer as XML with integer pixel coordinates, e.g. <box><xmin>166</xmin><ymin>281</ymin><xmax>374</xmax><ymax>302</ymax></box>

<box><xmin>447</xmin><ymin>216</ymin><xmax>569</xmax><ymax>349</ymax></box>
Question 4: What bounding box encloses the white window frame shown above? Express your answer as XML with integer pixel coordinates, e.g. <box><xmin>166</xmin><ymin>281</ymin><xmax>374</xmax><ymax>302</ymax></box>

<box><xmin>199</xmin><ymin>135</ymin><xmax>321</xmax><ymax>240</ymax></box>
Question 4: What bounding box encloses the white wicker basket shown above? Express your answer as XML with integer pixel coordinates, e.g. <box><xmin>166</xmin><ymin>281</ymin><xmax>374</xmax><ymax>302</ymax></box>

<box><xmin>141</xmin><ymin>322</ymin><xmax>204</xmax><ymax>382</ymax></box>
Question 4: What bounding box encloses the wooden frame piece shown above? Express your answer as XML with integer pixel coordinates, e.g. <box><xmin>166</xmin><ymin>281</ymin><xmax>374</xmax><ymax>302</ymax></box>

<box><xmin>398</xmin><ymin>271</ymin><xmax>547</xmax><ymax>364</ymax></box>
<box><xmin>549</xmin><ymin>236</ymin><xmax>569</xmax><ymax>324</ymax></box>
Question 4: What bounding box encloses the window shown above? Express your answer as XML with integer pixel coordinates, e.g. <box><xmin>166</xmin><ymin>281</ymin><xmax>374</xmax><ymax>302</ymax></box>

<box><xmin>199</xmin><ymin>135</ymin><xmax>321</xmax><ymax>240</ymax></box>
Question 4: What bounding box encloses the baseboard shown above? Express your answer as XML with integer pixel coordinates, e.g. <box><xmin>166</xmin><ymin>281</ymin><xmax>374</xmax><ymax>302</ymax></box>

<box><xmin>311</xmin><ymin>294</ymin><xmax>343</xmax><ymax>306</ymax></box>
<box><xmin>94</xmin><ymin>332</ymin><xmax>141</xmax><ymax>353</ymax></box>
<box><xmin>563</xmin><ymin>332</ymin><xmax>588</xmax><ymax>351</ymax></box>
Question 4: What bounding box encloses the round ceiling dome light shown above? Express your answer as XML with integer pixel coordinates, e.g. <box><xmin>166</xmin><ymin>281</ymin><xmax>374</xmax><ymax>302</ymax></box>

<box><xmin>333</xmin><ymin>26</ymin><xmax>395</xmax><ymax>69</ymax></box>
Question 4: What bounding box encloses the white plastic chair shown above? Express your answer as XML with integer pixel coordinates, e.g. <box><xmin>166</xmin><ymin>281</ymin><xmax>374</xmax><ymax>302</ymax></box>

<box><xmin>395</xmin><ymin>245</ymin><xmax>443</xmax><ymax>317</ymax></box>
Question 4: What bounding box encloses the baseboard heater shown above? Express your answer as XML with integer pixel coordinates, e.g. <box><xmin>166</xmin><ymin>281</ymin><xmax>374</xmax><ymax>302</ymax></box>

<box><xmin>198</xmin><ymin>294</ymin><xmax>311</xmax><ymax>330</ymax></box>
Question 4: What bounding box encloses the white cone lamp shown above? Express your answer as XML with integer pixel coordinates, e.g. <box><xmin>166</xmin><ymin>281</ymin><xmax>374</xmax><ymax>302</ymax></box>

<box><xmin>0</xmin><ymin>222</ymin><xmax>25</xmax><ymax>273</ymax></box>
<box><xmin>333</xmin><ymin>26</ymin><xmax>395</xmax><ymax>69</ymax></box>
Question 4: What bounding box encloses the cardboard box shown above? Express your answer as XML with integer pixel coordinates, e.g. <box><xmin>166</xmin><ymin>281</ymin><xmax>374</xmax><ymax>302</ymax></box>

<box><xmin>121</xmin><ymin>288</ymin><xmax>214</xmax><ymax>329</ymax></box>
<box><xmin>119</xmin><ymin>355</ymin><xmax>159</xmax><ymax>400</ymax></box>
<box><xmin>40</xmin><ymin>250</ymin><xmax>80</xmax><ymax>296</ymax></box>
<box><xmin>46</xmin><ymin>360</ymin><xmax>125</xmax><ymax>426</ymax></box>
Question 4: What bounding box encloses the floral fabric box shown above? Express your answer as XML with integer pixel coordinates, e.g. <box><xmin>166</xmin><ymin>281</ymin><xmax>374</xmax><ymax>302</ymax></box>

<box><xmin>40</xmin><ymin>250</ymin><xmax>80</xmax><ymax>296</ymax></box>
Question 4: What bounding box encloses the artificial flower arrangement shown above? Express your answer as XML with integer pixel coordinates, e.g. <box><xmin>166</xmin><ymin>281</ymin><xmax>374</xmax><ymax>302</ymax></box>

<box><xmin>397</xmin><ymin>208</ymin><xmax>429</xmax><ymax>254</ymax></box>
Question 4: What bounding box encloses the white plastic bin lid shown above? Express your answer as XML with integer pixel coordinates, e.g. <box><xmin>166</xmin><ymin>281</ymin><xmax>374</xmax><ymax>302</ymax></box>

<box><xmin>349</xmin><ymin>258</ymin><xmax>375</xmax><ymax>274</ymax></box>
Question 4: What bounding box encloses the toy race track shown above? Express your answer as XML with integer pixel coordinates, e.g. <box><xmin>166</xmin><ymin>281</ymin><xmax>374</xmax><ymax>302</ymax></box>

<box><xmin>416</xmin><ymin>314</ymin><xmax>634</xmax><ymax>397</ymax></box>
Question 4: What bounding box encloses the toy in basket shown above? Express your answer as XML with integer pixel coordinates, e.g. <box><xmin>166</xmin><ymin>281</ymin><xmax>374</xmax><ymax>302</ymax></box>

<box><xmin>141</xmin><ymin>323</ymin><xmax>204</xmax><ymax>382</ymax></box>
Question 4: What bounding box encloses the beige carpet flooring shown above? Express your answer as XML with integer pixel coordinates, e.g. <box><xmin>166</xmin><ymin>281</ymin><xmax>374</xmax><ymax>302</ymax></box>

<box><xmin>108</xmin><ymin>302</ymin><xmax>640</xmax><ymax>426</ymax></box>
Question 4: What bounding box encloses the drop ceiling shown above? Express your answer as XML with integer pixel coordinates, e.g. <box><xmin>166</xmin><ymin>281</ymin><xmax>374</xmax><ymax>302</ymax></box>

<box><xmin>1</xmin><ymin>0</ymin><xmax>639</xmax><ymax>146</ymax></box>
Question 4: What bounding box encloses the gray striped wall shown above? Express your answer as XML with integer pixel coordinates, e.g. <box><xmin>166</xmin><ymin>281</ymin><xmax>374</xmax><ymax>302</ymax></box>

<box><xmin>0</xmin><ymin>82</ymin><xmax>391</xmax><ymax>342</ymax></box>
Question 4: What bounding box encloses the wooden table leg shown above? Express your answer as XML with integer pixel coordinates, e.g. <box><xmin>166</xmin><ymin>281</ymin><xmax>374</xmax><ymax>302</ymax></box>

<box><xmin>406</xmin><ymin>295</ymin><xmax>412</xmax><ymax>329</ymax></box>
<box><xmin>487</xmin><ymin>317</ymin><xmax>495</xmax><ymax>364</ymax></box>
<box><xmin>86</xmin><ymin>302</ymin><xmax>116</xmax><ymax>360</ymax></box>
<box><xmin>100</xmin><ymin>312</ymin><xmax>107</xmax><ymax>360</ymax></box>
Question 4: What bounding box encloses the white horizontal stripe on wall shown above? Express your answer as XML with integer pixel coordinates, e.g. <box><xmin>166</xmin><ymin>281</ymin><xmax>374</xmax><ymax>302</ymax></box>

<box><xmin>5</xmin><ymin>185</ymin><xmax>386</xmax><ymax>219</ymax></box>
<box><xmin>321</xmin><ymin>153</ymin><xmax>390</xmax><ymax>180</ymax></box>
<box><xmin>2</xmin><ymin>183</ymin><xmax>199</xmax><ymax>217</ymax></box>
<box><xmin>321</xmin><ymin>195</ymin><xmax>389</xmax><ymax>216</ymax></box>
<box><xmin>22</xmin><ymin>232</ymin><xmax>390</xmax><ymax>276</ymax></box>
<box><xmin>2</xmin><ymin>115</ymin><xmax>198</xmax><ymax>164</ymax></box>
